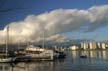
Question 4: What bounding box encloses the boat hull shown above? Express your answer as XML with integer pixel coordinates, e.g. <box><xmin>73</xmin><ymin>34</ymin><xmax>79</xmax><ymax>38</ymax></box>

<box><xmin>0</xmin><ymin>58</ymin><xmax>13</xmax><ymax>63</ymax></box>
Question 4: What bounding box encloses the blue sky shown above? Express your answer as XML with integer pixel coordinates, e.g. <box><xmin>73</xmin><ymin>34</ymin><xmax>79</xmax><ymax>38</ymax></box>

<box><xmin>0</xmin><ymin>0</ymin><xmax>108</xmax><ymax>41</ymax></box>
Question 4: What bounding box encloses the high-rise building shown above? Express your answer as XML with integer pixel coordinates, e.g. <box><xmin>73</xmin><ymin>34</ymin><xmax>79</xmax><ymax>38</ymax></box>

<box><xmin>89</xmin><ymin>41</ymin><xmax>97</xmax><ymax>49</ymax></box>
<box><xmin>97</xmin><ymin>42</ymin><xmax>101</xmax><ymax>49</ymax></box>
<box><xmin>81</xmin><ymin>42</ymin><xmax>84</xmax><ymax>49</ymax></box>
<box><xmin>69</xmin><ymin>45</ymin><xmax>78</xmax><ymax>50</ymax></box>
<box><xmin>101</xmin><ymin>43</ymin><xmax>106</xmax><ymax>49</ymax></box>
<box><xmin>81</xmin><ymin>42</ymin><xmax>88</xmax><ymax>50</ymax></box>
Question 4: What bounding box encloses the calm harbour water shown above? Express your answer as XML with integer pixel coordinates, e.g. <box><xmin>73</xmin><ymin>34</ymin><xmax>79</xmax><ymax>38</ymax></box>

<box><xmin>1</xmin><ymin>50</ymin><xmax>108</xmax><ymax>71</ymax></box>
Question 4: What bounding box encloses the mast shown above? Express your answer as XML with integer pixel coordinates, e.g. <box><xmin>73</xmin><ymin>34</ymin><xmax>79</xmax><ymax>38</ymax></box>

<box><xmin>6</xmin><ymin>25</ymin><xmax>9</xmax><ymax>57</ymax></box>
<box><xmin>18</xmin><ymin>40</ymin><xmax>20</xmax><ymax>50</ymax></box>
<box><xmin>42</xmin><ymin>30</ymin><xmax>45</xmax><ymax>49</ymax></box>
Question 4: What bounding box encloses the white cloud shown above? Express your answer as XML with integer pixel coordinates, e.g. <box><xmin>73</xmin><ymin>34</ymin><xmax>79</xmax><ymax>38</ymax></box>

<box><xmin>0</xmin><ymin>5</ymin><xmax>108</xmax><ymax>44</ymax></box>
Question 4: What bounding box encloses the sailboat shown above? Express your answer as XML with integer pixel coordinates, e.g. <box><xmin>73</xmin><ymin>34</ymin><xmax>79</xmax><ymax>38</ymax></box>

<box><xmin>0</xmin><ymin>26</ymin><xmax>13</xmax><ymax>63</ymax></box>
<box><xmin>24</xmin><ymin>31</ymin><xmax>54</xmax><ymax>61</ymax></box>
<box><xmin>25</xmin><ymin>45</ymin><xmax>54</xmax><ymax>61</ymax></box>
<box><xmin>15</xmin><ymin>30</ymin><xmax>54</xmax><ymax>62</ymax></box>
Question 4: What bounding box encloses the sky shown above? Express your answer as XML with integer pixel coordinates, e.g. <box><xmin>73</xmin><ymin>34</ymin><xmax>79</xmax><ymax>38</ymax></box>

<box><xmin>0</xmin><ymin>0</ymin><xmax>108</xmax><ymax>44</ymax></box>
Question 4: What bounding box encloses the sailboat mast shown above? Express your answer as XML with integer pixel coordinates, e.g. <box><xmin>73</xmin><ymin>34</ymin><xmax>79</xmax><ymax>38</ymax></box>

<box><xmin>18</xmin><ymin>40</ymin><xmax>20</xmax><ymax>50</ymax></box>
<box><xmin>6</xmin><ymin>26</ymin><xmax>9</xmax><ymax>57</ymax></box>
<box><xmin>42</xmin><ymin>30</ymin><xmax>45</xmax><ymax>49</ymax></box>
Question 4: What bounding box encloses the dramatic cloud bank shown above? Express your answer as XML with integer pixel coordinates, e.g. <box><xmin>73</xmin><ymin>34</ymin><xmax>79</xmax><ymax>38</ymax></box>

<box><xmin>0</xmin><ymin>5</ymin><xmax>108</xmax><ymax>44</ymax></box>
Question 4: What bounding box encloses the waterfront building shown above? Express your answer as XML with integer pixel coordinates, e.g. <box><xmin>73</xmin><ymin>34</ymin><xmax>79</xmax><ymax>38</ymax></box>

<box><xmin>97</xmin><ymin>42</ymin><xmax>101</xmax><ymax>49</ymax></box>
<box><xmin>81</xmin><ymin>42</ymin><xmax>88</xmax><ymax>50</ymax></box>
<box><xmin>89</xmin><ymin>41</ymin><xmax>97</xmax><ymax>49</ymax></box>
<box><xmin>81</xmin><ymin>42</ymin><xmax>84</xmax><ymax>49</ymax></box>
<box><xmin>69</xmin><ymin>45</ymin><xmax>78</xmax><ymax>50</ymax></box>
<box><xmin>101</xmin><ymin>43</ymin><xmax>106</xmax><ymax>49</ymax></box>
<box><xmin>105</xmin><ymin>44</ymin><xmax>108</xmax><ymax>49</ymax></box>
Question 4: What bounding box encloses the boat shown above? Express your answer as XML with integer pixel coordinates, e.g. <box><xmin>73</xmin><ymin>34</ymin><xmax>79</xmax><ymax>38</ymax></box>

<box><xmin>25</xmin><ymin>45</ymin><xmax>54</xmax><ymax>61</ymax></box>
<box><xmin>80</xmin><ymin>52</ymin><xmax>87</xmax><ymax>58</ymax></box>
<box><xmin>22</xmin><ymin>30</ymin><xmax>55</xmax><ymax>61</ymax></box>
<box><xmin>54</xmin><ymin>49</ymin><xmax>66</xmax><ymax>59</ymax></box>
<box><xmin>0</xmin><ymin>58</ymin><xmax>13</xmax><ymax>63</ymax></box>
<box><xmin>80</xmin><ymin>55</ymin><xmax>87</xmax><ymax>58</ymax></box>
<box><xmin>0</xmin><ymin>26</ymin><xmax>13</xmax><ymax>63</ymax></box>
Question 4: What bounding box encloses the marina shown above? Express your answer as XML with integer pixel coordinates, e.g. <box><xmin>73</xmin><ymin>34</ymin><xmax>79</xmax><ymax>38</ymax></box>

<box><xmin>0</xmin><ymin>0</ymin><xmax>108</xmax><ymax>71</ymax></box>
<box><xmin>0</xmin><ymin>50</ymin><xmax>108</xmax><ymax>71</ymax></box>
<box><xmin>0</xmin><ymin>26</ymin><xmax>66</xmax><ymax>62</ymax></box>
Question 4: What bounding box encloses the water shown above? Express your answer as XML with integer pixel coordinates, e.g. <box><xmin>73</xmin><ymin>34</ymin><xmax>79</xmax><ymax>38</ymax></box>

<box><xmin>1</xmin><ymin>50</ymin><xmax>108</xmax><ymax>71</ymax></box>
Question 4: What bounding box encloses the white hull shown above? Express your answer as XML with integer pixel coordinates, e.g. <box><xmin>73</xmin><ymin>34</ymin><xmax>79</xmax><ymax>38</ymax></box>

<box><xmin>0</xmin><ymin>58</ymin><xmax>12</xmax><ymax>63</ymax></box>
<box><xmin>26</xmin><ymin>50</ymin><xmax>54</xmax><ymax>60</ymax></box>
<box><xmin>24</xmin><ymin>45</ymin><xmax>55</xmax><ymax>61</ymax></box>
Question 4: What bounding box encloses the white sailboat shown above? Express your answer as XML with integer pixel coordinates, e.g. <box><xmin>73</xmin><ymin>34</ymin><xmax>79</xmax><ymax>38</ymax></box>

<box><xmin>0</xmin><ymin>26</ymin><xmax>13</xmax><ymax>63</ymax></box>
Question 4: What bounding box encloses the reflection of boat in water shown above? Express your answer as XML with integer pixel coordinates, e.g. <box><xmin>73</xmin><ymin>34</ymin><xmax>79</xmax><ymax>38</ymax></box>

<box><xmin>0</xmin><ymin>63</ymin><xmax>12</xmax><ymax>71</ymax></box>
<box><xmin>13</xmin><ymin>61</ymin><xmax>54</xmax><ymax>71</ymax></box>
